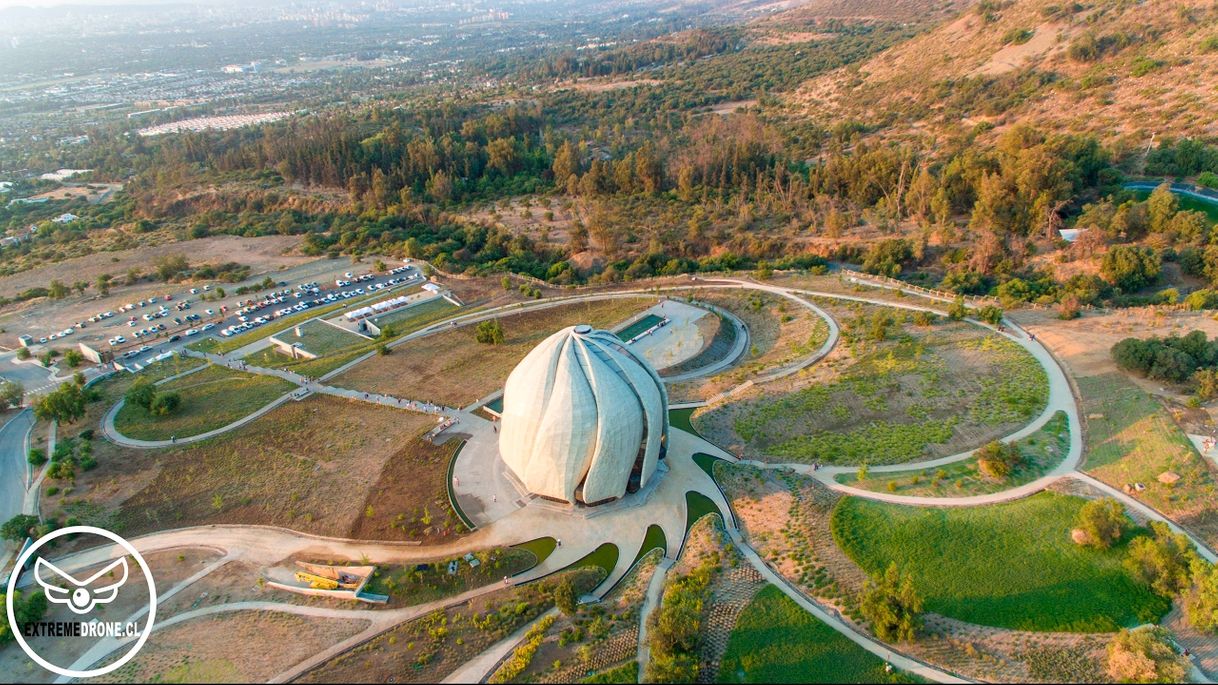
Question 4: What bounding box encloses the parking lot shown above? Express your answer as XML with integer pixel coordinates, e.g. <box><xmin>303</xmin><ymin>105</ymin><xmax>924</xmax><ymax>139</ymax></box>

<box><xmin>18</xmin><ymin>261</ymin><xmax>424</xmax><ymax>373</ymax></box>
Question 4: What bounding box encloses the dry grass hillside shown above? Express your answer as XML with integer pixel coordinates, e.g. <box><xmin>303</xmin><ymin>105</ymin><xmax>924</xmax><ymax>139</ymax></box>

<box><xmin>787</xmin><ymin>0</ymin><xmax>1218</xmax><ymax>144</ymax></box>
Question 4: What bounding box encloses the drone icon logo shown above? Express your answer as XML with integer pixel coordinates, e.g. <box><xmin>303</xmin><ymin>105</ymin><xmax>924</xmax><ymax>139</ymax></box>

<box><xmin>35</xmin><ymin>556</ymin><xmax>129</xmax><ymax>615</ymax></box>
<box><xmin>5</xmin><ymin>525</ymin><xmax>157</xmax><ymax>679</ymax></box>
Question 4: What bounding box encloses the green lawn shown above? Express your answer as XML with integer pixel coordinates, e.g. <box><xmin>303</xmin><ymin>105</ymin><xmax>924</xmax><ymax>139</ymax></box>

<box><xmin>241</xmin><ymin>299</ymin><xmax>466</xmax><ymax>380</ymax></box>
<box><xmin>831</xmin><ymin>492</ymin><xmax>1170</xmax><ymax>632</ymax></box>
<box><xmin>718</xmin><ymin>319</ymin><xmax>1048</xmax><ymax>466</ymax></box>
<box><xmin>718</xmin><ymin>585</ymin><xmax>916</xmax><ymax>683</ymax></box>
<box><xmin>669</xmin><ymin>407</ymin><xmax>699</xmax><ymax>435</ymax></box>
<box><xmin>112</xmin><ymin>364</ymin><xmax>296</xmax><ymax>441</ymax></box>
<box><xmin>271</xmin><ymin>318</ymin><xmax>367</xmax><ymax>357</ymax></box>
<box><xmin>513</xmin><ymin>537</ymin><xmax>558</xmax><ymax>567</ymax></box>
<box><xmin>838</xmin><ymin>411</ymin><xmax>1070</xmax><ymax>497</ymax></box>
<box><xmin>632</xmin><ymin>524</ymin><xmax>668</xmax><ymax>565</ymax></box>
<box><xmin>373</xmin><ymin>296</ymin><xmax>459</xmax><ymax>329</ymax></box>
<box><xmin>686</xmin><ymin>491</ymin><xmax>722</xmax><ymax>532</ymax></box>
<box><xmin>617</xmin><ymin>313</ymin><xmax>665</xmax><ymax>341</ymax></box>
<box><xmin>570</xmin><ymin>543</ymin><xmax>619</xmax><ymax>580</ymax></box>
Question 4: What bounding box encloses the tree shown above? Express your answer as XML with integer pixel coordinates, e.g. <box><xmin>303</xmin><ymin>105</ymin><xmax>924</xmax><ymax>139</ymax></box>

<box><xmin>1146</xmin><ymin>183</ymin><xmax>1179</xmax><ymax>235</ymax></box>
<box><xmin>48</xmin><ymin>279</ymin><xmax>69</xmax><ymax>299</ymax></box>
<box><xmin>1124</xmin><ymin>521</ymin><xmax>1199</xmax><ymax>597</ymax></box>
<box><xmin>0</xmin><ymin>378</ymin><xmax>22</xmax><ymax>408</ymax></box>
<box><xmin>476</xmin><ymin>319</ymin><xmax>505</xmax><ymax>345</ymax></box>
<box><xmin>947</xmin><ymin>297</ymin><xmax>968</xmax><ymax>321</ymax></box>
<box><xmin>63</xmin><ymin>349</ymin><xmax>83</xmax><ymax>368</ymax></box>
<box><xmin>1106</xmin><ymin>626</ymin><xmax>1187</xmax><ymax>684</ymax></box>
<box><xmin>860</xmin><ymin>563</ymin><xmax>923</xmax><ymax>643</ymax></box>
<box><xmin>553</xmin><ymin>576</ymin><xmax>578</xmax><ymax>616</ymax></box>
<box><xmin>1075</xmin><ymin>498</ymin><xmax>1128</xmax><ymax>549</ymax></box>
<box><xmin>27</xmin><ymin>447</ymin><xmax>46</xmax><ymax>466</ymax></box>
<box><xmin>976</xmin><ymin>305</ymin><xmax>1004</xmax><ymax>326</ymax></box>
<box><xmin>154</xmin><ymin>253</ymin><xmax>190</xmax><ymax>282</ymax></box>
<box><xmin>1101</xmin><ymin>246</ymin><xmax>1160</xmax><ymax>292</ymax></box>
<box><xmin>1</xmin><ymin>514</ymin><xmax>40</xmax><ymax>542</ymax></box>
<box><xmin>976</xmin><ymin>440</ymin><xmax>1022</xmax><ymax>480</ymax></box>
<box><xmin>150</xmin><ymin>391</ymin><xmax>181</xmax><ymax>416</ymax></box>
<box><xmin>1183</xmin><ymin>560</ymin><xmax>1218</xmax><ymax>632</ymax></box>
<box><xmin>34</xmin><ymin>380</ymin><xmax>88</xmax><ymax>424</ymax></box>
<box><xmin>861</xmin><ymin>239</ymin><xmax>913</xmax><ymax>277</ymax></box>
<box><xmin>1</xmin><ymin>590</ymin><xmax>47</xmax><ymax>644</ymax></box>
<box><xmin>125</xmin><ymin>376</ymin><xmax>156</xmax><ymax>411</ymax></box>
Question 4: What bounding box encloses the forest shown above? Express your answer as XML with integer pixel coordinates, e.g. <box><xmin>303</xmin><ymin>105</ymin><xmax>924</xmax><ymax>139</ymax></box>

<box><xmin>3</xmin><ymin>3</ymin><xmax>1218</xmax><ymax>305</ymax></box>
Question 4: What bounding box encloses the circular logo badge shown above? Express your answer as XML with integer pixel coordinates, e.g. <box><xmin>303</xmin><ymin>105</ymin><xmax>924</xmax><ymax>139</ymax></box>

<box><xmin>5</xmin><ymin>525</ymin><xmax>157</xmax><ymax>678</ymax></box>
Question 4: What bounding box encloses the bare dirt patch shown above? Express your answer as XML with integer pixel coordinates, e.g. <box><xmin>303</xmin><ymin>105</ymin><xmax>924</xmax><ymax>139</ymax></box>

<box><xmin>45</xmin><ymin>391</ymin><xmax>439</xmax><ymax>539</ymax></box>
<box><xmin>332</xmin><ymin>296</ymin><xmax>658</xmax><ymax>407</ymax></box>
<box><xmin>299</xmin><ymin>569</ymin><xmax>600</xmax><ymax>683</ymax></box>
<box><xmin>94</xmin><ymin>611</ymin><xmax>369</xmax><ymax>683</ymax></box>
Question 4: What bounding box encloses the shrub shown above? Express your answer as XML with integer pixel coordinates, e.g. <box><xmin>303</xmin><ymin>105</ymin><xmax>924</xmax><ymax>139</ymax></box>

<box><xmin>1123</xmin><ymin>521</ymin><xmax>1198</xmax><ymax>597</ymax></box>
<box><xmin>475</xmin><ymin>319</ymin><xmax>505</xmax><ymax>345</ymax></box>
<box><xmin>860</xmin><ymin>563</ymin><xmax>923</xmax><ymax>642</ymax></box>
<box><xmin>0</xmin><ymin>514</ymin><xmax>40</xmax><ymax>542</ymax></box>
<box><xmin>1003</xmin><ymin>28</ymin><xmax>1034</xmax><ymax>45</ymax></box>
<box><xmin>125</xmin><ymin>376</ymin><xmax>156</xmax><ymax>411</ymax></box>
<box><xmin>947</xmin><ymin>297</ymin><xmax>967</xmax><ymax>321</ymax></box>
<box><xmin>1101</xmin><ymin>245</ymin><xmax>1160</xmax><ymax>292</ymax></box>
<box><xmin>27</xmin><ymin>448</ymin><xmax>46</xmax><ymax>466</ymax></box>
<box><xmin>1183</xmin><ymin>560</ymin><xmax>1218</xmax><ymax>632</ymax></box>
<box><xmin>1075</xmin><ymin>498</ymin><xmax>1128</xmax><ymax>549</ymax></box>
<box><xmin>976</xmin><ymin>440</ymin><xmax>1022</xmax><ymax>481</ymax></box>
<box><xmin>0</xmin><ymin>590</ymin><xmax>47</xmax><ymax>644</ymax></box>
<box><xmin>1106</xmin><ymin>626</ymin><xmax>1187</xmax><ymax>683</ymax></box>
<box><xmin>150</xmin><ymin>391</ymin><xmax>181</xmax><ymax>417</ymax></box>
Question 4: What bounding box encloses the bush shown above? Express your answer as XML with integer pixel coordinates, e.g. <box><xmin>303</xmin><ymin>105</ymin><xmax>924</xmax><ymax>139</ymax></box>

<box><xmin>860</xmin><ymin>563</ymin><xmax>923</xmax><ymax>642</ymax></box>
<box><xmin>475</xmin><ymin>319</ymin><xmax>505</xmax><ymax>345</ymax></box>
<box><xmin>947</xmin><ymin>297</ymin><xmax>968</xmax><ymax>321</ymax></box>
<box><xmin>1075</xmin><ymin>498</ymin><xmax>1128</xmax><ymax>549</ymax></box>
<box><xmin>125</xmin><ymin>376</ymin><xmax>156</xmax><ymax>411</ymax></box>
<box><xmin>1124</xmin><ymin>521</ymin><xmax>1198</xmax><ymax>597</ymax></box>
<box><xmin>0</xmin><ymin>590</ymin><xmax>47</xmax><ymax>644</ymax></box>
<box><xmin>1106</xmin><ymin>626</ymin><xmax>1187</xmax><ymax>683</ymax></box>
<box><xmin>1</xmin><ymin>514</ymin><xmax>40</xmax><ymax>542</ymax></box>
<box><xmin>1101</xmin><ymin>245</ymin><xmax>1160</xmax><ymax>292</ymax></box>
<box><xmin>150</xmin><ymin>391</ymin><xmax>181</xmax><ymax>416</ymax></box>
<box><xmin>976</xmin><ymin>440</ymin><xmax>1022</xmax><ymax>481</ymax></box>
<box><xmin>1183</xmin><ymin>560</ymin><xmax>1218</xmax><ymax>632</ymax></box>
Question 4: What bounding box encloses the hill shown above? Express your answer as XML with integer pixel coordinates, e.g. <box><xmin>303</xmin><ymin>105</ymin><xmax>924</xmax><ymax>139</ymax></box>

<box><xmin>786</xmin><ymin>0</ymin><xmax>1218</xmax><ymax>147</ymax></box>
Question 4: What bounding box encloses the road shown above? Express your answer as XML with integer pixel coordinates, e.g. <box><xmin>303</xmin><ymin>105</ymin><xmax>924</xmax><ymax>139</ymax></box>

<box><xmin>0</xmin><ymin>408</ymin><xmax>34</xmax><ymax>522</ymax></box>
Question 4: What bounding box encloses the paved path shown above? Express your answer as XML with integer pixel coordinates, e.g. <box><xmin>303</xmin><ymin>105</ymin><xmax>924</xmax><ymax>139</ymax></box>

<box><xmin>1069</xmin><ymin>472</ymin><xmax>1217</xmax><ymax>563</ymax></box>
<box><xmin>441</xmin><ymin>607</ymin><xmax>558</xmax><ymax>684</ymax></box>
<box><xmin>635</xmin><ymin>556</ymin><xmax>673</xmax><ymax>681</ymax></box>
<box><xmin>0</xmin><ymin>408</ymin><xmax>34</xmax><ymax>523</ymax></box>
<box><xmin>727</xmin><ymin>525</ymin><xmax>972</xmax><ymax>683</ymax></box>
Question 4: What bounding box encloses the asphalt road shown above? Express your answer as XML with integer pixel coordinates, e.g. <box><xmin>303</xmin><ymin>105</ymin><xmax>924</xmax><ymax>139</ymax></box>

<box><xmin>0</xmin><ymin>350</ymin><xmax>54</xmax><ymax>385</ymax></box>
<box><xmin>0</xmin><ymin>408</ymin><xmax>34</xmax><ymax>523</ymax></box>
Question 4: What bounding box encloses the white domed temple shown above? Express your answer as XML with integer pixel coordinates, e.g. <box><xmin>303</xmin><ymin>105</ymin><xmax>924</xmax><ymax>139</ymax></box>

<box><xmin>498</xmin><ymin>324</ymin><xmax>669</xmax><ymax>506</ymax></box>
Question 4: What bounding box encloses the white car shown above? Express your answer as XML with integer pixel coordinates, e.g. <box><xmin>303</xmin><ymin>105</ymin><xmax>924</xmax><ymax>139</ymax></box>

<box><xmin>201</xmin><ymin>323</ymin><xmax>215</xmax><ymax>331</ymax></box>
<box><xmin>184</xmin><ymin>328</ymin><xmax>200</xmax><ymax>336</ymax></box>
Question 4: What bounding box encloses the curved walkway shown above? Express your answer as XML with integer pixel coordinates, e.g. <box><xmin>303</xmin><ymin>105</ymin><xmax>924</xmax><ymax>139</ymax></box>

<box><xmin>658</xmin><ymin>301</ymin><xmax>750</xmax><ymax>383</ymax></box>
<box><xmin>74</xmin><ymin>272</ymin><xmax>1217</xmax><ymax>682</ymax></box>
